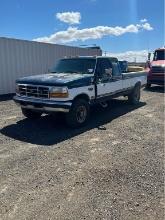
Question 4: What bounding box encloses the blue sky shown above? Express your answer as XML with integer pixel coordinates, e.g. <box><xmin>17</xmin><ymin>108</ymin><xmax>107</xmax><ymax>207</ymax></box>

<box><xmin>0</xmin><ymin>0</ymin><xmax>164</xmax><ymax>60</ymax></box>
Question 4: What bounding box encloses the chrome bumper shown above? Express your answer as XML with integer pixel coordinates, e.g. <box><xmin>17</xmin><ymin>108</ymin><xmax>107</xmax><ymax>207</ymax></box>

<box><xmin>13</xmin><ymin>95</ymin><xmax>72</xmax><ymax>113</ymax></box>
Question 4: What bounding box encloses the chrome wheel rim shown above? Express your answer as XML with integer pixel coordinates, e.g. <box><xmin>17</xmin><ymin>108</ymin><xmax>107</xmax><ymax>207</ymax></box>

<box><xmin>76</xmin><ymin>105</ymin><xmax>87</xmax><ymax>123</ymax></box>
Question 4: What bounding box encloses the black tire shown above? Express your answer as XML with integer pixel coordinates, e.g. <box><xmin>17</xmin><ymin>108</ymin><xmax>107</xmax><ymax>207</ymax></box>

<box><xmin>66</xmin><ymin>99</ymin><xmax>90</xmax><ymax>128</ymax></box>
<box><xmin>21</xmin><ymin>108</ymin><xmax>42</xmax><ymax>119</ymax></box>
<box><xmin>145</xmin><ymin>83</ymin><xmax>151</xmax><ymax>89</ymax></box>
<box><xmin>128</xmin><ymin>84</ymin><xmax>141</xmax><ymax>105</ymax></box>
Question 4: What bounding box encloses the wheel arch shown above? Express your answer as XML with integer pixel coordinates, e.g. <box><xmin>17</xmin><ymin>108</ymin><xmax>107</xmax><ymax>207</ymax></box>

<box><xmin>73</xmin><ymin>93</ymin><xmax>90</xmax><ymax>102</ymax></box>
<box><xmin>135</xmin><ymin>81</ymin><xmax>141</xmax><ymax>88</ymax></box>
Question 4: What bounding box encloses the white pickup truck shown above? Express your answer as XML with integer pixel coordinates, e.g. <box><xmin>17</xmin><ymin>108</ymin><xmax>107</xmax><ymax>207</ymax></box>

<box><xmin>14</xmin><ymin>56</ymin><xmax>147</xmax><ymax>127</ymax></box>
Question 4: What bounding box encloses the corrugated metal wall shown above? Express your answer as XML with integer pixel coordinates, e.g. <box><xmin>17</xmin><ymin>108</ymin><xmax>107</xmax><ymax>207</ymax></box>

<box><xmin>0</xmin><ymin>37</ymin><xmax>102</xmax><ymax>95</ymax></box>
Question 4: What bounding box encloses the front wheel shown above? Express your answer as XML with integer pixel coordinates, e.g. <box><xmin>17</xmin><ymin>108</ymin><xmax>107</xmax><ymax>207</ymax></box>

<box><xmin>66</xmin><ymin>99</ymin><xmax>90</xmax><ymax>128</ymax></box>
<box><xmin>21</xmin><ymin>108</ymin><xmax>42</xmax><ymax>119</ymax></box>
<box><xmin>128</xmin><ymin>84</ymin><xmax>141</xmax><ymax>105</ymax></box>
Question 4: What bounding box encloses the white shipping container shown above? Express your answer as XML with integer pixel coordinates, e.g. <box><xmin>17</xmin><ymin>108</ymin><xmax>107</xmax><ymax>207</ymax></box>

<box><xmin>0</xmin><ymin>37</ymin><xmax>102</xmax><ymax>95</ymax></box>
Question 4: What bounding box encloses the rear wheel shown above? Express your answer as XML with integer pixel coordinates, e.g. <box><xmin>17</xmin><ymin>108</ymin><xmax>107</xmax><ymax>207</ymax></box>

<box><xmin>66</xmin><ymin>99</ymin><xmax>90</xmax><ymax>128</ymax></box>
<box><xmin>128</xmin><ymin>84</ymin><xmax>141</xmax><ymax>105</ymax></box>
<box><xmin>21</xmin><ymin>108</ymin><xmax>42</xmax><ymax>119</ymax></box>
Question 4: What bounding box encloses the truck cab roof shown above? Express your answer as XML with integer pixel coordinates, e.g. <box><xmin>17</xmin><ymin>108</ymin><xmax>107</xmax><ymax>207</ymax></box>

<box><xmin>155</xmin><ymin>47</ymin><xmax>165</xmax><ymax>51</ymax></box>
<box><xmin>62</xmin><ymin>56</ymin><xmax>119</xmax><ymax>62</ymax></box>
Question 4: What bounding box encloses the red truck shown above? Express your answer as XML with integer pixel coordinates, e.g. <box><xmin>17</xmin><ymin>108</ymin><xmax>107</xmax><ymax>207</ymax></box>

<box><xmin>146</xmin><ymin>48</ymin><xmax>165</xmax><ymax>88</ymax></box>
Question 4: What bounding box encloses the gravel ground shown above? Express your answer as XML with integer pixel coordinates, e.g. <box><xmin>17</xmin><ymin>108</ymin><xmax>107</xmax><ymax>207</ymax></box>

<box><xmin>0</xmin><ymin>86</ymin><xmax>164</xmax><ymax>220</ymax></box>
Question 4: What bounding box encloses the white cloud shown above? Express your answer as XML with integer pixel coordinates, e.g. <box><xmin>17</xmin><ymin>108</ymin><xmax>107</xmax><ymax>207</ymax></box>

<box><xmin>107</xmin><ymin>50</ymin><xmax>148</xmax><ymax>62</ymax></box>
<box><xmin>141</xmin><ymin>22</ymin><xmax>153</xmax><ymax>30</ymax></box>
<box><xmin>33</xmin><ymin>22</ymin><xmax>153</xmax><ymax>44</ymax></box>
<box><xmin>140</xmin><ymin>18</ymin><xmax>147</xmax><ymax>23</ymax></box>
<box><xmin>56</xmin><ymin>12</ymin><xmax>81</xmax><ymax>24</ymax></box>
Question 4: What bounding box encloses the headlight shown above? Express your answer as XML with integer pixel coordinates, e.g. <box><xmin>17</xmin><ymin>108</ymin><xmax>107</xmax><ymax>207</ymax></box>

<box><xmin>49</xmin><ymin>87</ymin><xmax>69</xmax><ymax>98</ymax></box>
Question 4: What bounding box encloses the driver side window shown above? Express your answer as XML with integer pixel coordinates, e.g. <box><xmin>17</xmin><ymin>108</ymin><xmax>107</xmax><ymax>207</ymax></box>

<box><xmin>96</xmin><ymin>59</ymin><xmax>112</xmax><ymax>80</ymax></box>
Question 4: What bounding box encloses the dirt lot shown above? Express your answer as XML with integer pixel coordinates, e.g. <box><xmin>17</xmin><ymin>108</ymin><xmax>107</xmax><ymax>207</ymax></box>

<box><xmin>0</xmin><ymin>87</ymin><xmax>164</xmax><ymax>220</ymax></box>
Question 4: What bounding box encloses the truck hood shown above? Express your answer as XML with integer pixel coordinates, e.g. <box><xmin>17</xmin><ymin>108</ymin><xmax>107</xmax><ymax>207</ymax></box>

<box><xmin>16</xmin><ymin>73</ymin><xmax>93</xmax><ymax>89</ymax></box>
<box><xmin>151</xmin><ymin>60</ymin><xmax>165</xmax><ymax>66</ymax></box>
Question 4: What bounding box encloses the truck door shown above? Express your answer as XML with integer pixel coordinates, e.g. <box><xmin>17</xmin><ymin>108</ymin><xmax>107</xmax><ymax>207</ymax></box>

<box><xmin>96</xmin><ymin>58</ymin><xmax>123</xmax><ymax>99</ymax></box>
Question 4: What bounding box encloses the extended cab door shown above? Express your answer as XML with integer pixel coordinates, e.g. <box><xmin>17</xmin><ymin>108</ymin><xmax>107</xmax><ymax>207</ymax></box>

<box><xmin>95</xmin><ymin>58</ymin><xmax>123</xmax><ymax>99</ymax></box>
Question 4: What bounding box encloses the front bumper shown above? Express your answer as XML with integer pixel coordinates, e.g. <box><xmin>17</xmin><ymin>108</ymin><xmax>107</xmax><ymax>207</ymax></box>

<box><xmin>13</xmin><ymin>95</ymin><xmax>72</xmax><ymax>113</ymax></box>
<box><xmin>147</xmin><ymin>78</ymin><xmax>164</xmax><ymax>85</ymax></box>
<box><xmin>147</xmin><ymin>74</ymin><xmax>164</xmax><ymax>85</ymax></box>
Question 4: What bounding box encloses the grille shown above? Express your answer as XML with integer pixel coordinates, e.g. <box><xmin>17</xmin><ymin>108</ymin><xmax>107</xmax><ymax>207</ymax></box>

<box><xmin>18</xmin><ymin>85</ymin><xmax>49</xmax><ymax>99</ymax></box>
<box><xmin>151</xmin><ymin>66</ymin><xmax>165</xmax><ymax>73</ymax></box>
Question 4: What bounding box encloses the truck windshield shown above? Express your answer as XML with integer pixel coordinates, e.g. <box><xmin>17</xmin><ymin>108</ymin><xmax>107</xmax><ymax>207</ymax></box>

<box><xmin>153</xmin><ymin>50</ymin><xmax>165</xmax><ymax>61</ymax></box>
<box><xmin>51</xmin><ymin>58</ymin><xmax>96</xmax><ymax>74</ymax></box>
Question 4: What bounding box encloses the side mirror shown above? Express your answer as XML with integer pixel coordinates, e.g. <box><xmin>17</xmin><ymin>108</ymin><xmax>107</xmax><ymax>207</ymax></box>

<box><xmin>148</xmin><ymin>52</ymin><xmax>151</xmax><ymax>61</ymax></box>
<box><xmin>146</xmin><ymin>61</ymin><xmax>151</xmax><ymax>69</ymax></box>
<box><xmin>105</xmin><ymin>68</ymin><xmax>113</xmax><ymax>77</ymax></box>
